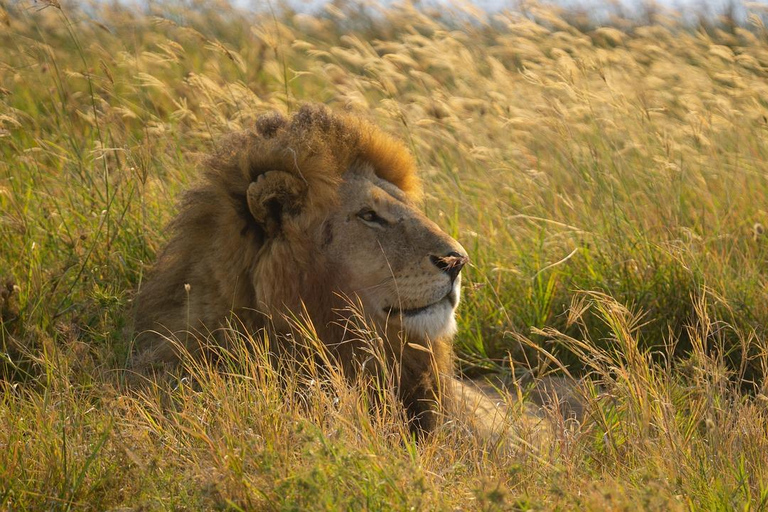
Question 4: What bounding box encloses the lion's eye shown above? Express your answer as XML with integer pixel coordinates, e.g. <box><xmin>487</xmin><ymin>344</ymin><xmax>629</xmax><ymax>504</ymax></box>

<box><xmin>357</xmin><ymin>209</ymin><xmax>388</xmax><ymax>226</ymax></box>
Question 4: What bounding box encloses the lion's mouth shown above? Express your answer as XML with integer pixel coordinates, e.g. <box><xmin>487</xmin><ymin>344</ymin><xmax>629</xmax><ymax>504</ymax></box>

<box><xmin>384</xmin><ymin>289</ymin><xmax>458</xmax><ymax>317</ymax></box>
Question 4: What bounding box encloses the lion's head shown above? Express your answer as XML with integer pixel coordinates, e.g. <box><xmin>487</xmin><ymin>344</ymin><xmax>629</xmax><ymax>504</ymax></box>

<box><xmin>250</xmin><ymin>161</ymin><xmax>468</xmax><ymax>349</ymax></box>
<box><xmin>322</xmin><ymin>163</ymin><xmax>467</xmax><ymax>342</ymax></box>
<box><xmin>133</xmin><ymin>104</ymin><xmax>468</xmax><ymax>432</ymax></box>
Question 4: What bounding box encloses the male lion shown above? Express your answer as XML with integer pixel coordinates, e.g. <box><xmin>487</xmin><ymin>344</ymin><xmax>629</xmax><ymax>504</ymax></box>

<box><xmin>132</xmin><ymin>104</ymin><xmax>487</xmax><ymax>435</ymax></box>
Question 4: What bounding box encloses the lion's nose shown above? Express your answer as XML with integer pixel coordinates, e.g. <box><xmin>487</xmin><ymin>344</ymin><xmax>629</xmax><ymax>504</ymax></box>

<box><xmin>430</xmin><ymin>251</ymin><xmax>469</xmax><ymax>283</ymax></box>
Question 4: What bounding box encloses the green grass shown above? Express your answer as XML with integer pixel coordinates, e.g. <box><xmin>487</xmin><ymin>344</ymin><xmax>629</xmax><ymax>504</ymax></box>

<box><xmin>1</xmin><ymin>0</ymin><xmax>768</xmax><ymax>509</ymax></box>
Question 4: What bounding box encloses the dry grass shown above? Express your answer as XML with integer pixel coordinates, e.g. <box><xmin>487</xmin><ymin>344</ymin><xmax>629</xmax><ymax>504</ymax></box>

<box><xmin>1</xmin><ymin>0</ymin><xmax>768</xmax><ymax>509</ymax></box>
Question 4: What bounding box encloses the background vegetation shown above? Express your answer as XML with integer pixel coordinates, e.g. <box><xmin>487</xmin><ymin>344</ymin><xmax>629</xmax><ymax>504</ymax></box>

<box><xmin>1</xmin><ymin>0</ymin><xmax>768</xmax><ymax>509</ymax></box>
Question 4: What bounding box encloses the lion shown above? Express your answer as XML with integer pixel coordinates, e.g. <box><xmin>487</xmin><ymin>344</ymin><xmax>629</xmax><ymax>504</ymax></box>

<box><xmin>132</xmin><ymin>104</ymin><xmax>499</xmax><ymax>435</ymax></box>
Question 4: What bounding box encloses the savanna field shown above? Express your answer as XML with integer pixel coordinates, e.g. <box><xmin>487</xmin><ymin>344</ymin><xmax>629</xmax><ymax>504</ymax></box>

<box><xmin>2</xmin><ymin>0</ymin><xmax>768</xmax><ymax>509</ymax></box>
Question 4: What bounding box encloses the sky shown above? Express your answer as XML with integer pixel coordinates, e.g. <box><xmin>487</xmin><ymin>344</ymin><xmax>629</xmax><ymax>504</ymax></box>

<box><xmin>226</xmin><ymin>0</ymin><xmax>766</xmax><ymax>22</ymax></box>
<box><xmin>96</xmin><ymin>0</ymin><xmax>768</xmax><ymax>24</ymax></box>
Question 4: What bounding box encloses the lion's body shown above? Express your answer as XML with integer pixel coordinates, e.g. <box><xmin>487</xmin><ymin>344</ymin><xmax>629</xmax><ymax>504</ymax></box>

<box><xmin>133</xmin><ymin>104</ymin><xmax>471</xmax><ymax>433</ymax></box>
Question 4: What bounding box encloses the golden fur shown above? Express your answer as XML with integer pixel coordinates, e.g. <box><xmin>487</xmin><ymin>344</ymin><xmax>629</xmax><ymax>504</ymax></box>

<box><xmin>132</xmin><ymin>104</ymin><xmax>474</xmax><ymax>434</ymax></box>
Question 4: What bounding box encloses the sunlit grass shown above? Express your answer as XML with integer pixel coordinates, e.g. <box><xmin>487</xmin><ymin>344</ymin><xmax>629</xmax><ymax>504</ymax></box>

<box><xmin>1</xmin><ymin>0</ymin><xmax>768</xmax><ymax>509</ymax></box>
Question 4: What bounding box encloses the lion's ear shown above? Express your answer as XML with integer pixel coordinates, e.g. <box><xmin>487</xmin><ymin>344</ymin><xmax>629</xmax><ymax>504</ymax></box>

<box><xmin>246</xmin><ymin>171</ymin><xmax>308</xmax><ymax>237</ymax></box>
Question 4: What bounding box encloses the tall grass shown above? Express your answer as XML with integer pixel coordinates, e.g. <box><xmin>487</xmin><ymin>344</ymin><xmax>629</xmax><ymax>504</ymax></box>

<box><xmin>1</xmin><ymin>0</ymin><xmax>768</xmax><ymax>509</ymax></box>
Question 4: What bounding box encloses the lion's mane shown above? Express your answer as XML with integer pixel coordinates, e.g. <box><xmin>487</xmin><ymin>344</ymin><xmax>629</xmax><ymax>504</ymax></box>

<box><xmin>133</xmin><ymin>105</ymin><xmax>420</xmax><ymax>366</ymax></box>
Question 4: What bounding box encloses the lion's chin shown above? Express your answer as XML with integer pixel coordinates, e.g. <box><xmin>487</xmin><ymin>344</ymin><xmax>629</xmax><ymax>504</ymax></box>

<box><xmin>400</xmin><ymin>301</ymin><xmax>457</xmax><ymax>341</ymax></box>
<box><xmin>382</xmin><ymin>285</ymin><xmax>460</xmax><ymax>342</ymax></box>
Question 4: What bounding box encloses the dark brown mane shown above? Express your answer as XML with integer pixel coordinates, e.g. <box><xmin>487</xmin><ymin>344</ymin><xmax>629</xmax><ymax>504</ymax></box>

<box><xmin>131</xmin><ymin>104</ymin><xmax>420</xmax><ymax>370</ymax></box>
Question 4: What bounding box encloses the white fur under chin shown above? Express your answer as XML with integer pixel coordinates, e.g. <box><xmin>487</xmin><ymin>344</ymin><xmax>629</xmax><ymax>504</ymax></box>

<box><xmin>400</xmin><ymin>281</ymin><xmax>461</xmax><ymax>342</ymax></box>
<box><xmin>402</xmin><ymin>302</ymin><xmax>457</xmax><ymax>341</ymax></box>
